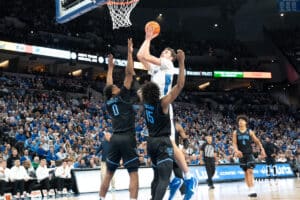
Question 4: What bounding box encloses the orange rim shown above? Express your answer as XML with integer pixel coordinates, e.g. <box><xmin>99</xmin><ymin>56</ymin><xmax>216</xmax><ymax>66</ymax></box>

<box><xmin>106</xmin><ymin>0</ymin><xmax>139</xmax><ymax>6</ymax></box>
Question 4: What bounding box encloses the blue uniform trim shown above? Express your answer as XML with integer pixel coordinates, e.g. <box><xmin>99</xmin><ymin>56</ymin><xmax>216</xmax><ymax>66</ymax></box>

<box><xmin>163</xmin><ymin>74</ymin><xmax>172</xmax><ymax>95</ymax></box>
<box><xmin>157</xmin><ymin>158</ymin><xmax>173</xmax><ymax>166</ymax></box>
<box><xmin>123</xmin><ymin>157</ymin><xmax>139</xmax><ymax>166</ymax></box>
<box><xmin>106</xmin><ymin>158</ymin><xmax>120</xmax><ymax>166</ymax></box>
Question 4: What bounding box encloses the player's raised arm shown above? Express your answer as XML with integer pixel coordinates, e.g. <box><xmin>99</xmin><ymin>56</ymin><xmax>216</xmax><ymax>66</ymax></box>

<box><xmin>106</xmin><ymin>54</ymin><xmax>114</xmax><ymax>86</ymax></box>
<box><xmin>137</xmin><ymin>26</ymin><xmax>160</xmax><ymax>69</ymax></box>
<box><xmin>123</xmin><ymin>38</ymin><xmax>135</xmax><ymax>89</ymax></box>
<box><xmin>160</xmin><ymin>49</ymin><xmax>185</xmax><ymax>112</ymax></box>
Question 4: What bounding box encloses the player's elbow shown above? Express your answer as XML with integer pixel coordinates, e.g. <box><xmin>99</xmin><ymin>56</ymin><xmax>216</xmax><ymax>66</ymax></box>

<box><xmin>177</xmin><ymin>80</ymin><xmax>185</xmax><ymax>89</ymax></box>
<box><xmin>137</xmin><ymin>52</ymin><xmax>144</xmax><ymax>61</ymax></box>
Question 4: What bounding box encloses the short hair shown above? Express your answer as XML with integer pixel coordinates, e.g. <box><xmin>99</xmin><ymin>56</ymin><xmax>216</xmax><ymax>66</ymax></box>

<box><xmin>165</xmin><ymin>47</ymin><xmax>176</xmax><ymax>61</ymax></box>
<box><xmin>141</xmin><ymin>82</ymin><xmax>160</xmax><ymax>105</ymax></box>
<box><xmin>103</xmin><ymin>85</ymin><xmax>113</xmax><ymax>100</ymax></box>
<box><xmin>236</xmin><ymin>114</ymin><xmax>249</xmax><ymax>124</ymax></box>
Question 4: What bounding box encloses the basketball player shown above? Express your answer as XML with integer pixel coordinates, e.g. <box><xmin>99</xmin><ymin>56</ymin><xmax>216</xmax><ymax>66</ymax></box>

<box><xmin>169</xmin><ymin>122</ymin><xmax>189</xmax><ymax>200</ymax></box>
<box><xmin>100</xmin><ymin>38</ymin><xmax>139</xmax><ymax>200</ymax></box>
<box><xmin>200</xmin><ymin>135</ymin><xmax>217</xmax><ymax>189</ymax></box>
<box><xmin>232</xmin><ymin>115</ymin><xmax>266</xmax><ymax>198</ymax></box>
<box><xmin>263</xmin><ymin>136</ymin><xmax>279</xmax><ymax>179</ymax></box>
<box><xmin>138</xmin><ymin>48</ymin><xmax>186</xmax><ymax>200</ymax></box>
<box><xmin>137</xmin><ymin>25</ymin><xmax>198</xmax><ymax>200</ymax></box>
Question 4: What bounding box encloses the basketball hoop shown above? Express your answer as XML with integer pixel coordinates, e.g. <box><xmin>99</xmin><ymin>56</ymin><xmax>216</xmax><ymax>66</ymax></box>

<box><xmin>106</xmin><ymin>0</ymin><xmax>139</xmax><ymax>29</ymax></box>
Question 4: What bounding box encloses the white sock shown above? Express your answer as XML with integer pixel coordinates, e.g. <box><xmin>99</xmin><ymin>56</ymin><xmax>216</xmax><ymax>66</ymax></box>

<box><xmin>184</xmin><ymin>171</ymin><xmax>192</xmax><ymax>180</ymax></box>
<box><xmin>130</xmin><ymin>199</ymin><xmax>137</xmax><ymax>200</ymax></box>
<box><xmin>100</xmin><ymin>196</ymin><xmax>105</xmax><ymax>200</ymax></box>
<box><xmin>249</xmin><ymin>187</ymin><xmax>256</xmax><ymax>194</ymax></box>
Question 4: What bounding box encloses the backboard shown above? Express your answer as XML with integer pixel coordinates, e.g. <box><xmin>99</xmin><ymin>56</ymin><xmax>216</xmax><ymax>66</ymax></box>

<box><xmin>56</xmin><ymin>0</ymin><xmax>107</xmax><ymax>23</ymax></box>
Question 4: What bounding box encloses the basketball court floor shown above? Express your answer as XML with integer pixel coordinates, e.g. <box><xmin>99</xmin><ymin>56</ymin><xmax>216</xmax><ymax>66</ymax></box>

<box><xmin>36</xmin><ymin>178</ymin><xmax>300</xmax><ymax>200</ymax></box>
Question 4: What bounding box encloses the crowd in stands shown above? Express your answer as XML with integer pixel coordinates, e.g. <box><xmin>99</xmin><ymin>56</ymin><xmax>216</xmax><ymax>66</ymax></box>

<box><xmin>0</xmin><ymin>71</ymin><xmax>299</xmax><ymax>197</ymax></box>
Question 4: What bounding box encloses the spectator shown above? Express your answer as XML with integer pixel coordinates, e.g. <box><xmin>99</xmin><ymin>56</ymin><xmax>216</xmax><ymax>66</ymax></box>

<box><xmin>46</xmin><ymin>146</ymin><xmax>58</xmax><ymax>163</ymax></box>
<box><xmin>7</xmin><ymin>148</ymin><xmax>19</xmax><ymax>168</ymax></box>
<box><xmin>56</xmin><ymin>147</ymin><xmax>67</xmax><ymax>161</ymax></box>
<box><xmin>20</xmin><ymin>149</ymin><xmax>32</xmax><ymax>164</ymax></box>
<box><xmin>55</xmin><ymin>160</ymin><xmax>72</xmax><ymax>194</ymax></box>
<box><xmin>31</xmin><ymin>156</ymin><xmax>40</xmax><ymax>170</ymax></box>
<box><xmin>10</xmin><ymin>159</ymin><xmax>30</xmax><ymax>198</ymax></box>
<box><xmin>0</xmin><ymin>160</ymin><xmax>10</xmax><ymax>198</ymax></box>
<box><xmin>36</xmin><ymin>159</ymin><xmax>51</xmax><ymax>197</ymax></box>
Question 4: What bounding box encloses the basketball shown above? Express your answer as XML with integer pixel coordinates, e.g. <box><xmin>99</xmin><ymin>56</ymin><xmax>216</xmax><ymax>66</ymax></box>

<box><xmin>145</xmin><ymin>21</ymin><xmax>160</xmax><ymax>35</ymax></box>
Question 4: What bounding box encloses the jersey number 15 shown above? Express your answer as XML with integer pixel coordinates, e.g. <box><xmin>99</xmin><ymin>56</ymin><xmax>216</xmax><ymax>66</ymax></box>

<box><xmin>146</xmin><ymin>110</ymin><xmax>154</xmax><ymax>124</ymax></box>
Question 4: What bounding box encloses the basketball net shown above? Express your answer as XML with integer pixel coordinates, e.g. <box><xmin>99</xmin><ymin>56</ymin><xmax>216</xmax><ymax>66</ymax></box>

<box><xmin>106</xmin><ymin>0</ymin><xmax>139</xmax><ymax>29</ymax></box>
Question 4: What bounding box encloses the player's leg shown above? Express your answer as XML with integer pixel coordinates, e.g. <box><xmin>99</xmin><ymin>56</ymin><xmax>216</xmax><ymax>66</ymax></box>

<box><xmin>172</xmin><ymin>141</ymin><xmax>198</xmax><ymax>200</ymax></box>
<box><xmin>121</xmin><ymin>135</ymin><xmax>139</xmax><ymax>200</ymax></box>
<box><xmin>99</xmin><ymin>135</ymin><xmax>121</xmax><ymax>199</ymax></box>
<box><xmin>206</xmin><ymin>159</ymin><xmax>214</xmax><ymax>188</ymax></box>
<box><xmin>154</xmin><ymin>161</ymin><xmax>173</xmax><ymax>200</ymax></box>
<box><xmin>151</xmin><ymin>166</ymin><xmax>159</xmax><ymax>200</ymax></box>
<box><xmin>169</xmin><ymin>104</ymin><xmax>198</xmax><ymax>190</ymax></box>
<box><xmin>171</xmin><ymin>162</ymin><xmax>185</xmax><ymax>197</ymax></box>
<box><xmin>100</xmin><ymin>170</ymin><xmax>115</xmax><ymax>198</ymax></box>
<box><xmin>128</xmin><ymin>170</ymin><xmax>139</xmax><ymax>200</ymax></box>
<box><xmin>246</xmin><ymin>155</ymin><xmax>256</xmax><ymax>197</ymax></box>
<box><xmin>151</xmin><ymin>137</ymin><xmax>173</xmax><ymax>200</ymax></box>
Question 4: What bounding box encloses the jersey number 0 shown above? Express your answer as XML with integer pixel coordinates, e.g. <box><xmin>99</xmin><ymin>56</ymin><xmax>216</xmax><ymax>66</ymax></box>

<box><xmin>112</xmin><ymin>104</ymin><xmax>119</xmax><ymax>116</ymax></box>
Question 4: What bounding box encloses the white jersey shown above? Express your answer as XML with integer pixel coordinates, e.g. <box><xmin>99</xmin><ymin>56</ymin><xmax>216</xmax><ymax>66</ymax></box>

<box><xmin>148</xmin><ymin>58</ymin><xmax>175</xmax><ymax>98</ymax></box>
<box><xmin>148</xmin><ymin>58</ymin><xmax>176</xmax><ymax>138</ymax></box>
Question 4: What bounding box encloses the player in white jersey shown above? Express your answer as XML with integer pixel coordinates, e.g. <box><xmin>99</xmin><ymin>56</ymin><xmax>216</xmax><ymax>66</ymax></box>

<box><xmin>147</xmin><ymin>54</ymin><xmax>175</xmax><ymax>98</ymax></box>
<box><xmin>137</xmin><ymin>26</ymin><xmax>198</xmax><ymax>200</ymax></box>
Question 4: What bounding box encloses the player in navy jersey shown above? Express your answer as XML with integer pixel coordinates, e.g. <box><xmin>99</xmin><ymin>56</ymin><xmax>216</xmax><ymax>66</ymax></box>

<box><xmin>138</xmin><ymin>25</ymin><xmax>197</xmax><ymax>200</ymax></box>
<box><xmin>232</xmin><ymin>115</ymin><xmax>266</xmax><ymax>198</ymax></box>
<box><xmin>99</xmin><ymin>39</ymin><xmax>139</xmax><ymax>200</ymax></box>
<box><xmin>139</xmin><ymin>49</ymin><xmax>195</xmax><ymax>200</ymax></box>
<box><xmin>263</xmin><ymin>136</ymin><xmax>279</xmax><ymax>179</ymax></box>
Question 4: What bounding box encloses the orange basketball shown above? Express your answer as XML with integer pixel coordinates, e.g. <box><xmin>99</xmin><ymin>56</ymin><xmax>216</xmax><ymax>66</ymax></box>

<box><xmin>145</xmin><ymin>21</ymin><xmax>160</xmax><ymax>35</ymax></box>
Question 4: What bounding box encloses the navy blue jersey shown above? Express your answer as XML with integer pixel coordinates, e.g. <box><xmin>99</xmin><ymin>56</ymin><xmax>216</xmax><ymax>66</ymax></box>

<box><xmin>237</xmin><ymin>129</ymin><xmax>253</xmax><ymax>154</ymax></box>
<box><xmin>105</xmin><ymin>86</ymin><xmax>135</xmax><ymax>134</ymax></box>
<box><xmin>144</xmin><ymin>102</ymin><xmax>170</xmax><ymax>137</ymax></box>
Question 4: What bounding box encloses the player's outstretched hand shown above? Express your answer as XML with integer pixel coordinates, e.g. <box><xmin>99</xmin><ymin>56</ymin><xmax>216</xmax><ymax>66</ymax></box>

<box><xmin>128</xmin><ymin>38</ymin><xmax>133</xmax><ymax>54</ymax></box>
<box><xmin>108</xmin><ymin>54</ymin><xmax>114</xmax><ymax>69</ymax></box>
<box><xmin>145</xmin><ymin>26</ymin><xmax>159</xmax><ymax>40</ymax></box>
<box><xmin>176</xmin><ymin>49</ymin><xmax>185</xmax><ymax>65</ymax></box>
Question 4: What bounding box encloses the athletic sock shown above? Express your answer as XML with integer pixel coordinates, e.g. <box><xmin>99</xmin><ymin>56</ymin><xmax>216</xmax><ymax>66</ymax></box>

<box><xmin>249</xmin><ymin>187</ymin><xmax>256</xmax><ymax>194</ymax></box>
<box><xmin>184</xmin><ymin>171</ymin><xmax>192</xmax><ymax>180</ymax></box>
<box><xmin>100</xmin><ymin>196</ymin><xmax>105</xmax><ymax>200</ymax></box>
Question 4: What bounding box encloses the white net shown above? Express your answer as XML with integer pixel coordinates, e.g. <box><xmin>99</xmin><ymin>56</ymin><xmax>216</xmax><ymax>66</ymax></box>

<box><xmin>107</xmin><ymin>0</ymin><xmax>139</xmax><ymax>29</ymax></box>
